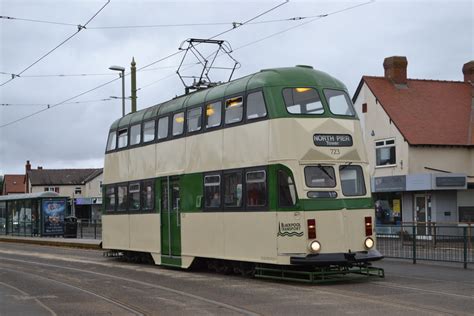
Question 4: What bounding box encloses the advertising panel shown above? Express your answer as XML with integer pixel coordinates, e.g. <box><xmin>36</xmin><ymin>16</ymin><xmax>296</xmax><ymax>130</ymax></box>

<box><xmin>42</xmin><ymin>199</ymin><xmax>65</xmax><ymax>235</ymax></box>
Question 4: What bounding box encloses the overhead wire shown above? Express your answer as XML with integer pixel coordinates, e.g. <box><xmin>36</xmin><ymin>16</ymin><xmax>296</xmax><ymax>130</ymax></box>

<box><xmin>0</xmin><ymin>0</ymin><xmax>110</xmax><ymax>87</ymax></box>
<box><xmin>0</xmin><ymin>1</ymin><xmax>289</xmax><ymax>129</ymax></box>
<box><xmin>1</xmin><ymin>98</ymin><xmax>112</xmax><ymax>107</ymax></box>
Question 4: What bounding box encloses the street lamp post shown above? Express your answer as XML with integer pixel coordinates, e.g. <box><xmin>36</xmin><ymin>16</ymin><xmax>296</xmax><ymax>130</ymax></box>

<box><xmin>109</xmin><ymin>65</ymin><xmax>126</xmax><ymax>117</ymax></box>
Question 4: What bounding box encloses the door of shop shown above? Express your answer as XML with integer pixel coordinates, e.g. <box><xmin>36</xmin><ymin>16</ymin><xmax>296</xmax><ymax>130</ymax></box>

<box><xmin>414</xmin><ymin>194</ymin><xmax>432</xmax><ymax>236</ymax></box>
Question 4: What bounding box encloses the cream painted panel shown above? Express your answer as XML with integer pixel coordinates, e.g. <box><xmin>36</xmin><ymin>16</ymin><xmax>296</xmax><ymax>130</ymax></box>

<box><xmin>116</xmin><ymin>150</ymin><xmax>130</xmax><ymax>182</ymax></box>
<box><xmin>276</xmin><ymin>212</ymin><xmax>306</xmax><ymax>255</ymax></box>
<box><xmin>342</xmin><ymin>209</ymin><xmax>376</xmax><ymax>252</ymax></box>
<box><xmin>409</xmin><ymin>147</ymin><xmax>473</xmax><ymax>175</ymax></box>
<box><xmin>181</xmin><ymin>212</ymin><xmax>224</xmax><ymax>258</ymax></box>
<box><xmin>307</xmin><ymin>211</ymin><xmax>345</xmax><ymax>253</ymax></box>
<box><xmin>103</xmin><ymin>154</ymin><xmax>118</xmax><ymax>184</ymax></box>
<box><xmin>223</xmin><ymin>121</ymin><xmax>269</xmax><ymax>169</ymax></box>
<box><xmin>128</xmin><ymin>145</ymin><xmax>156</xmax><ymax>181</ymax></box>
<box><xmin>155</xmin><ymin>139</ymin><xmax>186</xmax><ymax>176</ymax></box>
<box><xmin>185</xmin><ymin>130</ymin><xmax>223</xmax><ymax>173</ymax></box>
<box><xmin>102</xmin><ymin>214</ymin><xmax>130</xmax><ymax>250</ymax></box>
<box><xmin>129</xmin><ymin>214</ymin><xmax>161</xmax><ymax>253</ymax></box>
<box><xmin>223</xmin><ymin>212</ymin><xmax>278</xmax><ymax>263</ymax></box>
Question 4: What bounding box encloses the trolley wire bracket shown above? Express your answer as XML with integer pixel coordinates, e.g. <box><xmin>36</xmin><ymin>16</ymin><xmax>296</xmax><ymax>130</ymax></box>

<box><xmin>177</xmin><ymin>38</ymin><xmax>240</xmax><ymax>94</ymax></box>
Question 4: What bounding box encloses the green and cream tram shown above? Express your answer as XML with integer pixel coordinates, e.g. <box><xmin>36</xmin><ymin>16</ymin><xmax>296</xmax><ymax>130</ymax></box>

<box><xmin>102</xmin><ymin>65</ymin><xmax>383</xmax><ymax>279</ymax></box>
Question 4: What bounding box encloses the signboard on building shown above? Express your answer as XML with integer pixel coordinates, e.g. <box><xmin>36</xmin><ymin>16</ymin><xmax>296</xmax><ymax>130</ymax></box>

<box><xmin>435</xmin><ymin>176</ymin><xmax>466</xmax><ymax>188</ymax></box>
<box><xmin>42</xmin><ymin>199</ymin><xmax>65</xmax><ymax>236</ymax></box>
<box><xmin>373</xmin><ymin>175</ymin><xmax>406</xmax><ymax>192</ymax></box>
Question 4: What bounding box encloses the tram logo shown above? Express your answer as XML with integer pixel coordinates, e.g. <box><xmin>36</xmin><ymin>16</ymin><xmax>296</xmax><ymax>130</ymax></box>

<box><xmin>277</xmin><ymin>222</ymin><xmax>304</xmax><ymax>237</ymax></box>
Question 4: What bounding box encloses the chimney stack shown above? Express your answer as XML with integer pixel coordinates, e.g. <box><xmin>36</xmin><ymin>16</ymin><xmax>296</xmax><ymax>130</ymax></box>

<box><xmin>383</xmin><ymin>56</ymin><xmax>408</xmax><ymax>85</ymax></box>
<box><xmin>25</xmin><ymin>160</ymin><xmax>31</xmax><ymax>172</ymax></box>
<box><xmin>462</xmin><ymin>61</ymin><xmax>474</xmax><ymax>84</ymax></box>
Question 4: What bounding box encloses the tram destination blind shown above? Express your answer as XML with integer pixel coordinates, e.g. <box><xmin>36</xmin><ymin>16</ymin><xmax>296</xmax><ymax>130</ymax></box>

<box><xmin>313</xmin><ymin>134</ymin><xmax>353</xmax><ymax>147</ymax></box>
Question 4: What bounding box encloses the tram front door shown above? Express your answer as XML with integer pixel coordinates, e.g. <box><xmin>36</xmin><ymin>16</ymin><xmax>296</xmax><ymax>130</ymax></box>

<box><xmin>160</xmin><ymin>177</ymin><xmax>182</xmax><ymax>264</ymax></box>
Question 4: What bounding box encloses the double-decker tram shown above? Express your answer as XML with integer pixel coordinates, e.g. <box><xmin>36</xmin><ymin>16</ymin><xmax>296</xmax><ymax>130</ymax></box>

<box><xmin>102</xmin><ymin>65</ymin><xmax>384</xmax><ymax>282</ymax></box>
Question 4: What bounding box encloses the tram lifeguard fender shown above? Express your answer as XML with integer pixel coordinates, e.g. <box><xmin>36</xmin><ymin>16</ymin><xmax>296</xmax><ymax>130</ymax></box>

<box><xmin>290</xmin><ymin>249</ymin><xmax>384</xmax><ymax>266</ymax></box>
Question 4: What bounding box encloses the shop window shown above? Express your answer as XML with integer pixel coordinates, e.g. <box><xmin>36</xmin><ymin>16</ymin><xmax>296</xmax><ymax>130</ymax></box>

<box><xmin>141</xmin><ymin>181</ymin><xmax>154</xmax><ymax>211</ymax></box>
<box><xmin>375</xmin><ymin>139</ymin><xmax>396</xmax><ymax>166</ymax></box>
<box><xmin>172</xmin><ymin>112</ymin><xmax>184</xmax><ymax>136</ymax></box>
<box><xmin>204</xmin><ymin>175</ymin><xmax>221</xmax><ymax>208</ymax></box>
<box><xmin>206</xmin><ymin>101</ymin><xmax>222</xmax><ymax>129</ymax></box>
<box><xmin>225</xmin><ymin>96</ymin><xmax>243</xmax><ymax>124</ymax></box>
<box><xmin>278</xmin><ymin>170</ymin><xmax>297</xmax><ymax>207</ymax></box>
<box><xmin>246</xmin><ymin>170</ymin><xmax>266</xmax><ymax>207</ymax></box>
<box><xmin>117</xmin><ymin>185</ymin><xmax>128</xmax><ymax>211</ymax></box>
<box><xmin>130</xmin><ymin>123</ymin><xmax>141</xmax><ymax>145</ymax></box>
<box><xmin>157</xmin><ymin>116</ymin><xmax>169</xmax><ymax>140</ymax></box>
<box><xmin>339</xmin><ymin>165</ymin><xmax>366</xmax><ymax>196</ymax></box>
<box><xmin>224</xmin><ymin>171</ymin><xmax>242</xmax><ymax>208</ymax></box>
<box><xmin>106</xmin><ymin>131</ymin><xmax>116</xmax><ymax>151</ymax></box>
<box><xmin>105</xmin><ymin>186</ymin><xmax>116</xmax><ymax>212</ymax></box>
<box><xmin>143</xmin><ymin>120</ymin><xmax>156</xmax><ymax>143</ymax></box>
<box><xmin>117</xmin><ymin>128</ymin><xmax>128</xmax><ymax>149</ymax></box>
<box><xmin>187</xmin><ymin>107</ymin><xmax>202</xmax><ymax>133</ymax></box>
<box><xmin>246</xmin><ymin>91</ymin><xmax>267</xmax><ymax>120</ymax></box>
<box><xmin>283</xmin><ymin>88</ymin><xmax>324</xmax><ymax>115</ymax></box>
<box><xmin>459</xmin><ymin>207</ymin><xmax>474</xmax><ymax>223</ymax></box>
<box><xmin>129</xmin><ymin>182</ymin><xmax>140</xmax><ymax>211</ymax></box>
<box><xmin>304</xmin><ymin>166</ymin><xmax>336</xmax><ymax>188</ymax></box>
<box><xmin>375</xmin><ymin>192</ymin><xmax>402</xmax><ymax>225</ymax></box>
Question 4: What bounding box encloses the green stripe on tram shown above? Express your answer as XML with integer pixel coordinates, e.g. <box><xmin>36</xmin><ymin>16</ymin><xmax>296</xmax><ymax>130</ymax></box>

<box><xmin>300</xmin><ymin>198</ymin><xmax>373</xmax><ymax>211</ymax></box>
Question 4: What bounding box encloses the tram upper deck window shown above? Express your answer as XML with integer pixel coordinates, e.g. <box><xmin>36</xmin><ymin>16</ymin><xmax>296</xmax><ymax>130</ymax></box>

<box><xmin>283</xmin><ymin>88</ymin><xmax>324</xmax><ymax>115</ymax></box>
<box><xmin>106</xmin><ymin>131</ymin><xmax>116</xmax><ymax>151</ymax></box>
<box><xmin>173</xmin><ymin>112</ymin><xmax>184</xmax><ymax>136</ymax></box>
<box><xmin>206</xmin><ymin>101</ymin><xmax>222</xmax><ymax>129</ymax></box>
<box><xmin>187</xmin><ymin>107</ymin><xmax>202</xmax><ymax>133</ymax></box>
<box><xmin>130</xmin><ymin>123</ymin><xmax>141</xmax><ymax>146</ymax></box>
<box><xmin>117</xmin><ymin>128</ymin><xmax>128</xmax><ymax>149</ymax></box>
<box><xmin>246</xmin><ymin>91</ymin><xmax>267</xmax><ymax>120</ymax></box>
<box><xmin>157</xmin><ymin>116</ymin><xmax>169</xmax><ymax>140</ymax></box>
<box><xmin>143</xmin><ymin>120</ymin><xmax>155</xmax><ymax>143</ymax></box>
<box><xmin>304</xmin><ymin>166</ymin><xmax>336</xmax><ymax>188</ymax></box>
<box><xmin>324</xmin><ymin>89</ymin><xmax>355</xmax><ymax>116</ymax></box>
<box><xmin>339</xmin><ymin>165</ymin><xmax>366</xmax><ymax>196</ymax></box>
<box><xmin>225</xmin><ymin>96</ymin><xmax>243</xmax><ymax>124</ymax></box>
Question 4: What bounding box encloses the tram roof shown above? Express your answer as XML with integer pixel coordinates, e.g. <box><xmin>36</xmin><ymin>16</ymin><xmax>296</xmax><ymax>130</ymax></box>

<box><xmin>111</xmin><ymin>66</ymin><xmax>346</xmax><ymax>130</ymax></box>
<box><xmin>0</xmin><ymin>192</ymin><xmax>65</xmax><ymax>202</ymax></box>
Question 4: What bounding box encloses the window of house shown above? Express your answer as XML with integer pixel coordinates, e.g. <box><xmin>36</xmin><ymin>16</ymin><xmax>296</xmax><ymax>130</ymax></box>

<box><xmin>304</xmin><ymin>166</ymin><xmax>336</xmax><ymax>188</ymax></box>
<box><xmin>375</xmin><ymin>139</ymin><xmax>396</xmax><ymax>166</ymax></box>
<box><xmin>75</xmin><ymin>187</ymin><xmax>82</xmax><ymax>195</ymax></box>
<box><xmin>225</xmin><ymin>96</ymin><xmax>243</xmax><ymax>124</ymax></box>
<box><xmin>106</xmin><ymin>131</ymin><xmax>116</xmax><ymax>151</ymax></box>
<box><xmin>324</xmin><ymin>89</ymin><xmax>356</xmax><ymax>116</ymax></box>
<box><xmin>117</xmin><ymin>185</ymin><xmax>127</xmax><ymax>211</ymax></box>
<box><xmin>157</xmin><ymin>116</ymin><xmax>169</xmax><ymax>140</ymax></box>
<box><xmin>117</xmin><ymin>128</ymin><xmax>128</xmax><ymax>148</ymax></box>
<box><xmin>44</xmin><ymin>187</ymin><xmax>60</xmax><ymax>193</ymax></box>
<box><xmin>129</xmin><ymin>182</ymin><xmax>140</xmax><ymax>211</ymax></box>
<box><xmin>105</xmin><ymin>186</ymin><xmax>116</xmax><ymax>212</ymax></box>
<box><xmin>339</xmin><ymin>165</ymin><xmax>366</xmax><ymax>196</ymax></box>
<box><xmin>206</xmin><ymin>101</ymin><xmax>222</xmax><ymax>129</ymax></box>
<box><xmin>130</xmin><ymin>123</ymin><xmax>141</xmax><ymax>146</ymax></box>
<box><xmin>172</xmin><ymin>112</ymin><xmax>184</xmax><ymax>136</ymax></box>
<box><xmin>204</xmin><ymin>175</ymin><xmax>221</xmax><ymax>208</ymax></box>
<box><xmin>246</xmin><ymin>91</ymin><xmax>267</xmax><ymax>120</ymax></box>
<box><xmin>143</xmin><ymin>120</ymin><xmax>156</xmax><ymax>143</ymax></box>
<box><xmin>187</xmin><ymin>107</ymin><xmax>202</xmax><ymax>133</ymax></box>
<box><xmin>224</xmin><ymin>171</ymin><xmax>243</xmax><ymax>208</ymax></box>
<box><xmin>278</xmin><ymin>170</ymin><xmax>297</xmax><ymax>207</ymax></box>
<box><xmin>246</xmin><ymin>170</ymin><xmax>266</xmax><ymax>207</ymax></box>
<box><xmin>283</xmin><ymin>88</ymin><xmax>324</xmax><ymax>115</ymax></box>
<box><xmin>141</xmin><ymin>180</ymin><xmax>154</xmax><ymax>211</ymax></box>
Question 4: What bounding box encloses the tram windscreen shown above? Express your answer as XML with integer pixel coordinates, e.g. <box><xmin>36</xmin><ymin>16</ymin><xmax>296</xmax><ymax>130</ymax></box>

<box><xmin>304</xmin><ymin>166</ymin><xmax>336</xmax><ymax>188</ymax></box>
<box><xmin>324</xmin><ymin>89</ymin><xmax>355</xmax><ymax>116</ymax></box>
<box><xmin>339</xmin><ymin>165</ymin><xmax>366</xmax><ymax>196</ymax></box>
<box><xmin>283</xmin><ymin>88</ymin><xmax>324</xmax><ymax>115</ymax></box>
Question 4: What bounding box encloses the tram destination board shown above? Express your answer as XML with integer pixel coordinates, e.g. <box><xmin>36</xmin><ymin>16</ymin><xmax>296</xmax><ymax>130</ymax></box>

<box><xmin>313</xmin><ymin>134</ymin><xmax>353</xmax><ymax>147</ymax></box>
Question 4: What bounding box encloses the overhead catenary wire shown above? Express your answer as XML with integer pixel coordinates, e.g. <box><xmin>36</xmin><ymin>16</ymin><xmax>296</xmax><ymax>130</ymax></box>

<box><xmin>1</xmin><ymin>98</ymin><xmax>112</xmax><ymax>107</ymax></box>
<box><xmin>0</xmin><ymin>1</ymin><xmax>289</xmax><ymax>129</ymax></box>
<box><xmin>0</xmin><ymin>0</ymin><xmax>110</xmax><ymax>87</ymax></box>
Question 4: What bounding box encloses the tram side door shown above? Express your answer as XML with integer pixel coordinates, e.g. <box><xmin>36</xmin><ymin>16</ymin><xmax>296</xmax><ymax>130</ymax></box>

<box><xmin>160</xmin><ymin>177</ymin><xmax>182</xmax><ymax>260</ymax></box>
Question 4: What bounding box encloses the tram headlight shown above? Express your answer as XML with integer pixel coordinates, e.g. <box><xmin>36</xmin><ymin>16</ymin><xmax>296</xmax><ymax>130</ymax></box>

<box><xmin>364</xmin><ymin>237</ymin><xmax>374</xmax><ymax>249</ymax></box>
<box><xmin>309</xmin><ymin>240</ymin><xmax>321</xmax><ymax>253</ymax></box>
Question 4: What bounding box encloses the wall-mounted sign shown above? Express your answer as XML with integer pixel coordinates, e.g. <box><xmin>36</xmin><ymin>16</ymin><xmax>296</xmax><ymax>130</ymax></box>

<box><xmin>436</xmin><ymin>176</ymin><xmax>466</xmax><ymax>187</ymax></box>
<box><xmin>373</xmin><ymin>175</ymin><xmax>406</xmax><ymax>192</ymax></box>
<box><xmin>313</xmin><ymin>134</ymin><xmax>353</xmax><ymax>147</ymax></box>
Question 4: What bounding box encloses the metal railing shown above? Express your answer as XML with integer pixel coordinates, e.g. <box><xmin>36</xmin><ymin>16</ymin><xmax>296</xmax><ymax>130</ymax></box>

<box><xmin>376</xmin><ymin>222</ymin><xmax>473</xmax><ymax>268</ymax></box>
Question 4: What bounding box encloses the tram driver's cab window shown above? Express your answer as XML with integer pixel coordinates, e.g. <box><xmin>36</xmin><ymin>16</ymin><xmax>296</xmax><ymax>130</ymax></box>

<box><xmin>283</xmin><ymin>88</ymin><xmax>324</xmax><ymax>115</ymax></box>
<box><xmin>339</xmin><ymin>165</ymin><xmax>366</xmax><ymax>196</ymax></box>
<box><xmin>324</xmin><ymin>89</ymin><xmax>355</xmax><ymax>116</ymax></box>
<box><xmin>304</xmin><ymin>166</ymin><xmax>336</xmax><ymax>188</ymax></box>
<box><xmin>173</xmin><ymin>112</ymin><xmax>185</xmax><ymax>136</ymax></box>
<box><xmin>225</xmin><ymin>96</ymin><xmax>243</xmax><ymax>124</ymax></box>
<box><xmin>246</xmin><ymin>170</ymin><xmax>266</xmax><ymax>207</ymax></box>
<box><xmin>117</xmin><ymin>128</ymin><xmax>128</xmax><ymax>149</ymax></box>
<box><xmin>204</xmin><ymin>175</ymin><xmax>221</xmax><ymax>209</ymax></box>
<box><xmin>278</xmin><ymin>170</ymin><xmax>297</xmax><ymax>207</ymax></box>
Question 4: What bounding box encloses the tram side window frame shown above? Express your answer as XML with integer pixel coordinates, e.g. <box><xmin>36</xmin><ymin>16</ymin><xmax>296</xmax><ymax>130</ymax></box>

<box><xmin>128</xmin><ymin>182</ymin><xmax>141</xmax><ymax>211</ymax></box>
<box><xmin>186</xmin><ymin>105</ymin><xmax>203</xmax><ymax>134</ymax></box>
<box><xmin>224</xmin><ymin>95</ymin><xmax>244</xmax><ymax>126</ymax></box>
<box><xmin>157</xmin><ymin>115</ymin><xmax>170</xmax><ymax>141</ymax></box>
<box><xmin>117</xmin><ymin>128</ymin><xmax>129</xmax><ymax>149</ymax></box>
<box><xmin>142</xmin><ymin>119</ymin><xmax>156</xmax><ymax>143</ymax></box>
<box><xmin>105</xmin><ymin>185</ymin><xmax>117</xmax><ymax>213</ymax></box>
<box><xmin>245</xmin><ymin>90</ymin><xmax>268</xmax><ymax>122</ymax></box>
<box><xmin>245</xmin><ymin>168</ymin><xmax>268</xmax><ymax>210</ymax></box>
<box><xmin>223</xmin><ymin>169</ymin><xmax>244</xmax><ymax>210</ymax></box>
<box><xmin>116</xmin><ymin>183</ymin><xmax>128</xmax><ymax>212</ymax></box>
<box><xmin>141</xmin><ymin>180</ymin><xmax>155</xmax><ymax>212</ymax></box>
<box><xmin>172</xmin><ymin>111</ymin><xmax>185</xmax><ymax>138</ymax></box>
<box><xmin>277</xmin><ymin>169</ymin><xmax>298</xmax><ymax>208</ymax></box>
<box><xmin>203</xmin><ymin>173</ymin><xmax>222</xmax><ymax>211</ymax></box>
<box><xmin>205</xmin><ymin>100</ymin><xmax>223</xmax><ymax>130</ymax></box>
<box><xmin>106</xmin><ymin>130</ymin><xmax>117</xmax><ymax>152</ymax></box>
<box><xmin>129</xmin><ymin>123</ymin><xmax>142</xmax><ymax>147</ymax></box>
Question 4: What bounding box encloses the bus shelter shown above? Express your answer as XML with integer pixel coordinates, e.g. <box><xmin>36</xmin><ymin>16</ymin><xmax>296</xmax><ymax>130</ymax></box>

<box><xmin>0</xmin><ymin>192</ymin><xmax>68</xmax><ymax>237</ymax></box>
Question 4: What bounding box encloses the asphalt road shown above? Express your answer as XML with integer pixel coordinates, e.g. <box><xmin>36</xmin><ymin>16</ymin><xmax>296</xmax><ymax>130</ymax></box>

<box><xmin>0</xmin><ymin>242</ymin><xmax>473</xmax><ymax>315</ymax></box>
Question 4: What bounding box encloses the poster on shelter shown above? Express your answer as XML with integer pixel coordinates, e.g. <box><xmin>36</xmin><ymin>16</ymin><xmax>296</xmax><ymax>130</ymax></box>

<box><xmin>42</xmin><ymin>199</ymin><xmax>65</xmax><ymax>235</ymax></box>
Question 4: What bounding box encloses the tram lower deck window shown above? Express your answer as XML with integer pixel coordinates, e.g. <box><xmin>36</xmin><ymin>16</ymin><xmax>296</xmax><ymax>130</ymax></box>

<box><xmin>204</xmin><ymin>175</ymin><xmax>221</xmax><ymax>208</ymax></box>
<box><xmin>246</xmin><ymin>170</ymin><xmax>266</xmax><ymax>207</ymax></box>
<box><xmin>117</xmin><ymin>185</ymin><xmax>128</xmax><ymax>211</ymax></box>
<box><xmin>224</xmin><ymin>172</ymin><xmax>242</xmax><ymax>207</ymax></box>
<box><xmin>129</xmin><ymin>183</ymin><xmax>140</xmax><ymax>211</ymax></box>
<box><xmin>105</xmin><ymin>186</ymin><xmax>116</xmax><ymax>212</ymax></box>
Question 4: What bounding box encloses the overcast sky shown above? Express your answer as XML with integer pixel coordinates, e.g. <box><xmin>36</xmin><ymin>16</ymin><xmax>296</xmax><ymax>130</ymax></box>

<box><xmin>0</xmin><ymin>0</ymin><xmax>472</xmax><ymax>175</ymax></box>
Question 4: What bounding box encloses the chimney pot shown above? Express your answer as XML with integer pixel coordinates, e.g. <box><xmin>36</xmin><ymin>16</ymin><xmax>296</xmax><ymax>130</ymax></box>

<box><xmin>462</xmin><ymin>61</ymin><xmax>474</xmax><ymax>83</ymax></box>
<box><xmin>38</xmin><ymin>166</ymin><xmax>43</xmax><ymax>170</ymax></box>
<box><xmin>383</xmin><ymin>56</ymin><xmax>408</xmax><ymax>85</ymax></box>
